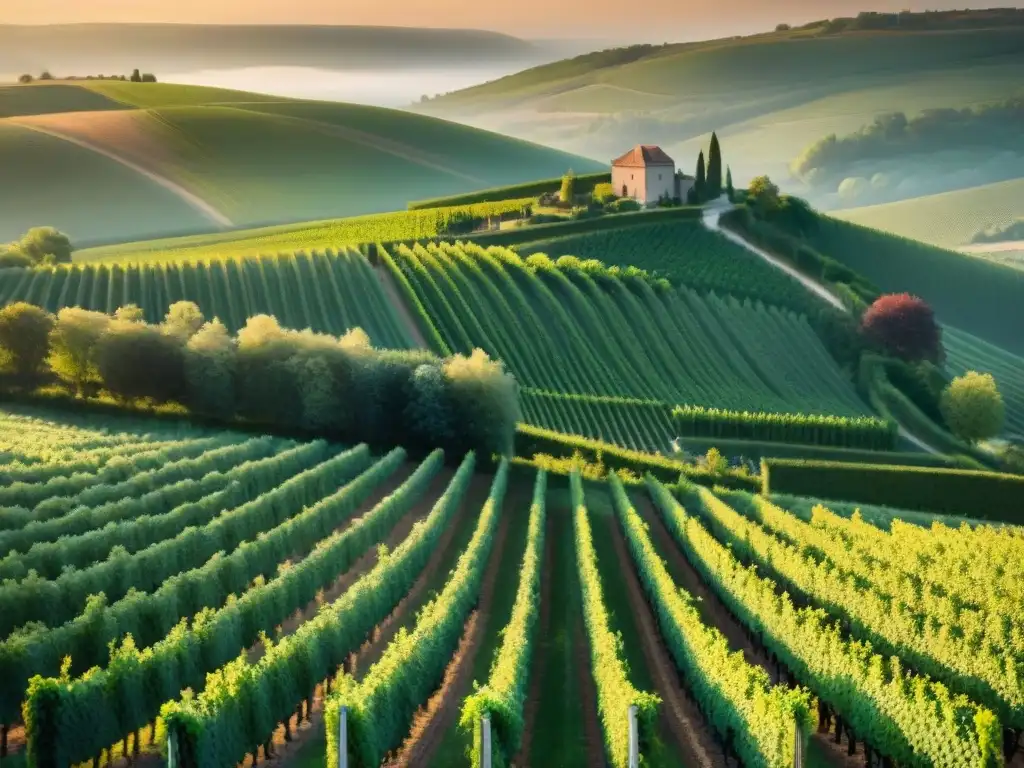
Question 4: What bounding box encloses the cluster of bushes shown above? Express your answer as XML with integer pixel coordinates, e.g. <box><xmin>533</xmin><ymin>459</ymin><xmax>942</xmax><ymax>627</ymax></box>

<box><xmin>0</xmin><ymin>227</ymin><xmax>73</xmax><ymax>268</ymax></box>
<box><xmin>0</xmin><ymin>301</ymin><xmax>519</xmax><ymax>457</ymax></box>
<box><xmin>18</xmin><ymin>69</ymin><xmax>157</xmax><ymax>84</ymax></box>
<box><xmin>761</xmin><ymin>457</ymin><xmax>1024</xmax><ymax>521</ymax></box>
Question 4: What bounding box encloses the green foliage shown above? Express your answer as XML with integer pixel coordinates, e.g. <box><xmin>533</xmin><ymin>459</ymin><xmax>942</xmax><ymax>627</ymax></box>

<box><xmin>650</xmin><ymin>478</ymin><xmax>1003</xmax><ymax>767</ymax></box>
<box><xmin>695</xmin><ymin>151</ymin><xmax>706</xmax><ymax>199</ymax></box>
<box><xmin>672</xmin><ymin>405</ymin><xmax>896</xmax><ymax>449</ymax></box>
<box><xmin>610</xmin><ymin>475</ymin><xmax>811</xmax><ymax>766</ymax></box>
<box><xmin>761</xmin><ymin>457</ymin><xmax>1024</xmax><ymax>521</ymax></box>
<box><xmin>460</xmin><ymin>470</ymin><xmax>547</xmax><ymax>768</ymax></box>
<box><xmin>27</xmin><ymin>447</ymin><xmax>442</xmax><ymax>766</ymax></box>
<box><xmin>560</xmin><ymin>170</ymin><xmax>577</xmax><ymax>203</ymax></box>
<box><xmin>408</xmin><ymin>172</ymin><xmax>611</xmax><ymax>210</ymax></box>
<box><xmin>160</xmin><ymin>451</ymin><xmax>473</xmax><ymax>768</ymax></box>
<box><xmin>94</xmin><ymin>319</ymin><xmax>187</xmax><ymax>403</ymax></box>
<box><xmin>706</xmin><ymin>132</ymin><xmax>723</xmax><ymax>198</ymax></box>
<box><xmin>943</xmin><ymin>325</ymin><xmax>1024</xmax><ymax>439</ymax></box>
<box><xmin>725</xmin><ymin>166</ymin><xmax>734</xmax><ymax>201</ymax></box>
<box><xmin>8</xmin><ymin>227</ymin><xmax>73</xmax><ymax>265</ymax></box>
<box><xmin>592</xmin><ymin>182</ymin><xmax>616</xmax><ymax>203</ymax></box>
<box><xmin>328</xmin><ymin>459</ymin><xmax>508</xmax><ymax>767</ymax></box>
<box><xmin>570</xmin><ymin>470</ymin><xmax>660</xmax><ymax>766</ymax></box>
<box><xmin>704</xmin><ymin>447</ymin><xmax>728</xmax><ymax>476</ymax></box>
<box><xmin>47</xmin><ymin>307</ymin><xmax>111</xmax><ymax>394</ymax></box>
<box><xmin>747</xmin><ymin>176</ymin><xmax>781</xmax><ymax>214</ymax></box>
<box><xmin>0</xmin><ymin>302</ymin><xmax>54</xmax><ymax>381</ymax></box>
<box><xmin>940</xmin><ymin>371</ymin><xmax>1005</xmax><ymax>444</ymax></box>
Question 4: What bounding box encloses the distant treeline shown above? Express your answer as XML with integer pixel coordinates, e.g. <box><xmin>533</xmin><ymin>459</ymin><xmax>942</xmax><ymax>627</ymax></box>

<box><xmin>17</xmin><ymin>68</ymin><xmax>156</xmax><ymax>84</ymax></box>
<box><xmin>792</xmin><ymin>98</ymin><xmax>1024</xmax><ymax>184</ymax></box>
<box><xmin>806</xmin><ymin>8</ymin><xmax>1024</xmax><ymax>34</ymax></box>
<box><xmin>972</xmin><ymin>219</ymin><xmax>1024</xmax><ymax>245</ymax></box>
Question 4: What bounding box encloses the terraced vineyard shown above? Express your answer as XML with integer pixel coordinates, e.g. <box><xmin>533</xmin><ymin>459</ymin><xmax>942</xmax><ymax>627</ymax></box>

<box><xmin>4</xmin><ymin>403</ymin><xmax>1021</xmax><ymax>768</ymax></box>
<box><xmin>385</xmin><ymin>241</ymin><xmax>872</xmax><ymax>452</ymax></box>
<box><xmin>0</xmin><ymin>247</ymin><xmax>414</xmax><ymax>347</ymax></box>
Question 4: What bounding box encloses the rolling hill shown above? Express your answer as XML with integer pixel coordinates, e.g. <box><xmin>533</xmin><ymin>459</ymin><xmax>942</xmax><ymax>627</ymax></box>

<box><xmin>416</xmin><ymin>15</ymin><xmax>1024</xmax><ymax>195</ymax></box>
<box><xmin>0</xmin><ymin>81</ymin><xmax>602</xmax><ymax>245</ymax></box>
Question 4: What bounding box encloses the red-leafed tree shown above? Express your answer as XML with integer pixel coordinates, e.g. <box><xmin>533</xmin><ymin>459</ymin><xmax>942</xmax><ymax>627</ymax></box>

<box><xmin>861</xmin><ymin>293</ymin><xmax>943</xmax><ymax>363</ymax></box>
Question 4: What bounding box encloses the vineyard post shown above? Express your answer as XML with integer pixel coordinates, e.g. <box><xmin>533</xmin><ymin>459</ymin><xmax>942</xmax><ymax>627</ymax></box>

<box><xmin>481</xmin><ymin>713</ymin><xmax>492</xmax><ymax>768</ymax></box>
<box><xmin>338</xmin><ymin>706</ymin><xmax>349</xmax><ymax>768</ymax></box>
<box><xmin>628</xmin><ymin>705</ymin><xmax>639</xmax><ymax>768</ymax></box>
<box><xmin>793</xmin><ymin>723</ymin><xmax>804</xmax><ymax>768</ymax></box>
<box><xmin>167</xmin><ymin>732</ymin><xmax>179</xmax><ymax>768</ymax></box>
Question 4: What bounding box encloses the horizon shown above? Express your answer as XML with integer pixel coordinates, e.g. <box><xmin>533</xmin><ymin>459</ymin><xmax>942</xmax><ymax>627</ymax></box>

<box><xmin>2</xmin><ymin>1</ymin><xmax>1019</xmax><ymax>41</ymax></box>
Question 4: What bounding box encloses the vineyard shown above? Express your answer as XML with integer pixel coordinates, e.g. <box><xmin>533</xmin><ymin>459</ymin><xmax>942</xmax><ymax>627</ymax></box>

<box><xmin>384</xmin><ymin>241</ymin><xmax>872</xmax><ymax>452</ymax></box>
<box><xmin>3</xmin><ymin>403</ymin><xmax>1021</xmax><ymax>768</ymax></box>
<box><xmin>0</xmin><ymin>248</ymin><xmax>414</xmax><ymax>347</ymax></box>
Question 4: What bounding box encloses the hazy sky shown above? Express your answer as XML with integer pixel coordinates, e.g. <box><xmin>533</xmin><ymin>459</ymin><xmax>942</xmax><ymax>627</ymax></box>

<box><xmin>1</xmin><ymin>0</ymin><xmax>1015</xmax><ymax>39</ymax></box>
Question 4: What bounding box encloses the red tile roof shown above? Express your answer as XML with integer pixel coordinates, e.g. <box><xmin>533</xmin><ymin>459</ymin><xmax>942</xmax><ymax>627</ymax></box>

<box><xmin>612</xmin><ymin>145</ymin><xmax>675</xmax><ymax>167</ymax></box>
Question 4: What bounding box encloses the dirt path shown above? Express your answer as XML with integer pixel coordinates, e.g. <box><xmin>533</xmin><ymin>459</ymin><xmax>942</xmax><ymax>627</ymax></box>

<box><xmin>573</xmin><ymin>619</ymin><xmax>609</xmax><ymax>768</ymax></box>
<box><xmin>604</xmin><ymin>510</ymin><xmax>721</xmax><ymax>768</ymax></box>
<box><xmin>374</xmin><ymin>265</ymin><xmax>429</xmax><ymax>349</ymax></box>
<box><xmin>634</xmin><ymin>491</ymin><xmax>865</xmax><ymax>768</ymax></box>
<box><xmin>702</xmin><ymin>199</ymin><xmax>945</xmax><ymax>458</ymax></box>
<box><xmin>514</xmin><ymin>518</ymin><xmax>554</xmax><ymax>766</ymax></box>
<box><xmin>385</xmin><ymin>507</ymin><xmax>513</xmax><ymax>767</ymax></box>
<box><xmin>10</xmin><ymin>113</ymin><xmax>233</xmax><ymax>228</ymax></box>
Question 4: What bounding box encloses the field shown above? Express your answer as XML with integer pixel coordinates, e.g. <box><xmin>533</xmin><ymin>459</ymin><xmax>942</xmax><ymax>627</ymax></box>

<box><xmin>0</xmin><ymin>121</ymin><xmax>210</xmax><ymax>243</ymax></box>
<box><xmin>4</xmin><ymin>403</ymin><xmax>1022</xmax><ymax>768</ymax></box>
<box><xmin>0</xmin><ymin>82</ymin><xmax>602</xmax><ymax>245</ymax></box>
<box><xmin>802</xmin><ymin>216</ymin><xmax>1024</xmax><ymax>357</ymax></box>
<box><xmin>0</xmin><ymin>247</ymin><xmax>414</xmax><ymax>347</ymax></box>
<box><xmin>832</xmin><ymin>178</ymin><xmax>1024</xmax><ymax>249</ymax></box>
<box><xmin>385</xmin><ymin>241</ymin><xmax>871</xmax><ymax>453</ymax></box>
<box><xmin>944</xmin><ymin>325</ymin><xmax>1024</xmax><ymax>440</ymax></box>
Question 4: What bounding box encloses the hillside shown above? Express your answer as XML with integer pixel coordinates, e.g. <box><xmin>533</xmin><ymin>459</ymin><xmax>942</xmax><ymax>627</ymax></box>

<box><xmin>832</xmin><ymin>178</ymin><xmax>1024</xmax><ymax>250</ymax></box>
<box><xmin>415</xmin><ymin>15</ymin><xmax>1024</xmax><ymax>195</ymax></box>
<box><xmin>0</xmin><ymin>82</ymin><xmax>602</xmax><ymax>244</ymax></box>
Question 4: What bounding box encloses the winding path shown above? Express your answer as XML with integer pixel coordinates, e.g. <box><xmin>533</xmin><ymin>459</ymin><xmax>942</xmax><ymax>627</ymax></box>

<box><xmin>700</xmin><ymin>198</ymin><xmax>944</xmax><ymax>457</ymax></box>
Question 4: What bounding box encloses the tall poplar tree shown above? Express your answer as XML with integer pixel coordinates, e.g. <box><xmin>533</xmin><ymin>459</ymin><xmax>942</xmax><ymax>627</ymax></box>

<box><xmin>695</xmin><ymin>151</ymin><xmax>707</xmax><ymax>201</ymax></box>
<box><xmin>707</xmin><ymin>132</ymin><xmax>723</xmax><ymax>197</ymax></box>
<box><xmin>726</xmin><ymin>166</ymin><xmax>734</xmax><ymax>201</ymax></box>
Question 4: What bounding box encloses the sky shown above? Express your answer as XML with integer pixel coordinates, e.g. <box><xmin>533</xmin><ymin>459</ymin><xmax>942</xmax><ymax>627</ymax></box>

<box><xmin>1</xmin><ymin>0</ymin><xmax>1016</xmax><ymax>39</ymax></box>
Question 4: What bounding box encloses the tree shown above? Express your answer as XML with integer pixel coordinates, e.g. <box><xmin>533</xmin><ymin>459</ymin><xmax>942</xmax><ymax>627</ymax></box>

<box><xmin>185</xmin><ymin>319</ymin><xmax>237</xmax><ymax>418</ymax></box>
<box><xmin>141</xmin><ymin>74</ymin><xmax>157</xmax><ymax>83</ymax></box>
<box><xmin>48</xmin><ymin>308</ymin><xmax>111</xmax><ymax>394</ymax></box>
<box><xmin>695</xmin><ymin>151</ymin><xmax>706</xmax><ymax>201</ymax></box>
<box><xmin>163</xmin><ymin>301</ymin><xmax>205</xmax><ymax>339</ymax></box>
<box><xmin>114</xmin><ymin>304</ymin><xmax>145</xmax><ymax>323</ymax></box>
<box><xmin>560</xmin><ymin>170</ymin><xmax>576</xmax><ymax>204</ymax></box>
<box><xmin>18</xmin><ymin>74</ymin><xmax>33</xmax><ymax>84</ymax></box>
<box><xmin>39</xmin><ymin>71</ymin><xmax>54</xmax><ymax>81</ymax></box>
<box><xmin>747</xmin><ymin>175</ymin><xmax>781</xmax><ymax>214</ymax></box>
<box><xmin>861</xmin><ymin>293</ymin><xmax>943</xmax><ymax>363</ymax></box>
<box><xmin>726</xmin><ymin>166</ymin><xmax>734</xmax><ymax>201</ymax></box>
<box><xmin>0</xmin><ymin>303</ymin><xmax>54</xmax><ymax>382</ymax></box>
<box><xmin>94</xmin><ymin>320</ymin><xmax>187</xmax><ymax>403</ymax></box>
<box><xmin>130</xmin><ymin>69</ymin><xmax>142</xmax><ymax>83</ymax></box>
<box><xmin>707</xmin><ymin>132</ymin><xmax>723</xmax><ymax>197</ymax></box>
<box><xmin>940</xmin><ymin>371</ymin><xmax>1005</xmax><ymax>444</ymax></box>
<box><xmin>16</xmin><ymin>227</ymin><xmax>73</xmax><ymax>264</ymax></box>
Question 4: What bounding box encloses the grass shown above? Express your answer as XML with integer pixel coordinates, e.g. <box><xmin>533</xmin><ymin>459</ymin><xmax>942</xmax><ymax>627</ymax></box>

<box><xmin>0</xmin><ymin>82</ymin><xmax>602</xmax><ymax>246</ymax></box>
<box><xmin>0</xmin><ymin>121</ymin><xmax>210</xmax><ymax>243</ymax></box>
<box><xmin>0</xmin><ymin>83</ymin><xmax>125</xmax><ymax>117</ymax></box>
<box><xmin>832</xmin><ymin>178</ymin><xmax>1024</xmax><ymax>248</ymax></box>
<box><xmin>804</xmin><ymin>215</ymin><xmax>1024</xmax><ymax>356</ymax></box>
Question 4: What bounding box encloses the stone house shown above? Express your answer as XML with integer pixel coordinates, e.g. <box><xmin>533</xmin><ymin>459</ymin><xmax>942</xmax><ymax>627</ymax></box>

<box><xmin>611</xmin><ymin>145</ymin><xmax>695</xmax><ymax>206</ymax></box>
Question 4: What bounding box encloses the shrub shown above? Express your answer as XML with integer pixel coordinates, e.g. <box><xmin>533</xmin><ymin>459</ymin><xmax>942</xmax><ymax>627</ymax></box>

<box><xmin>747</xmin><ymin>175</ymin><xmax>781</xmax><ymax>213</ymax></box>
<box><xmin>94</xmin><ymin>320</ymin><xmax>188</xmax><ymax>404</ymax></box>
<box><xmin>940</xmin><ymin>371</ymin><xmax>1005</xmax><ymax>444</ymax></box>
<box><xmin>592</xmin><ymin>182</ymin><xmax>616</xmax><ymax>203</ymax></box>
<box><xmin>48</xmin><ymin>308</ymin><xmax>111</xmax><ymax>394</ymax></box>
<box><xmin>113</xmin><ymin>304</ymin><xmax>145</xmax><ymax>323</ymax></box>
<box><xmin>0</xmin><ymin>303</ymin><xmax>54</xmax><ymax>382</ymax></box>
<box><xmin>614</xmin><ymin>197</ymin><xmax>641</xmax><ymax>213</ymax></box>
<box><xmin>861</xmin><ymin>293</ymin><xmax>943</xmax><ymax>363</ymax></box>
<box><xmin>163</xmin><ymin>301</ymin><xmax>205</xmax><ymax>340</ymax></box>
<box><xmin>13</xmin><ymin>227</ymin><xmax>73</xmax><ymax>264</ymax></box>
<box><xmin>0</xmin><ymin>250</ymin><xmax>32</xmax><ymax>269</ymax></box>
<box><xmin>560</xmin><ymin>170</ymin><xmax>576</xmax><ymax>203</ymax></box>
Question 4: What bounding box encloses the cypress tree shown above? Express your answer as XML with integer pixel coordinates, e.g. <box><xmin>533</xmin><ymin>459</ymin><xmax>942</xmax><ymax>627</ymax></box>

<box><xmin>707</xmin><ymin>132</ymin><xmax>723</xmax><ymax>197</ymax></box>
<box><xmin>695</xmin><ymin>151</ymin><xmax>707</xmax><ymax>202</ymax></box>
<box><xmin>726</xmin><ymin>166</ymin><xmax>734</xmax><ymax>201</ymax></box>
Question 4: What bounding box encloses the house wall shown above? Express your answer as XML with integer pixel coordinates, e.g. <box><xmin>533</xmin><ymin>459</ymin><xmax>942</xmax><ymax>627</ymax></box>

<box><xmin>612</xmin><ymin>165</ymin><xmax>646</xmax><ymax>201</ymax></box>
<box><xmin>676</xmin><ymin>176</ymin><xmax>696</xmax><ymax>201</ymax></box>
<box><xmin>644</xmin><ymin>163</ymin><xmax>675</xmax><ymax>205</ymax></box>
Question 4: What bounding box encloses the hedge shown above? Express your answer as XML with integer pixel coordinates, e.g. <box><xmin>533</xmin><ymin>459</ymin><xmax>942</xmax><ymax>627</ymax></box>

<box><xmin>674</xmin><ymin>435</ymin><xmax>953</xmax><ymax>467</ymax></box>
<box><xmin>514</xmin><ymin>424</ymin><xmax>758</xmax><ymax>491</ymax></box>
<box><xmin>408</xmin><ymin>173</ymin><xmax>611</xmax><ymax>210</ymax></box>
<box><xmin>761</xmin><ymin>458</ymin><xmax>1024</xmax><ymax>521</ymax></box>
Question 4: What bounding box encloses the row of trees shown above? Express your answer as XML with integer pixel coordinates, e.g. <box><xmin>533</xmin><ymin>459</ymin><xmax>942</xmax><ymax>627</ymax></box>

<box><xmin>17</xmin><ymin>70</ymin><xmax>156</xmax><ymax>84</ymax></box>
<box><xmin>0</xmin><ymin>227</ymin><xmax>73</xmax><ymax>268</ymax></box>
<box><xmin>0</xmin><ymin>301</ymin><xmax>520</xmax><ymax>457</ymax></box>
<box><xmin>689</xmin><ymin>132</ymin><xmax>733</xmax><ymax>203</ymax></box>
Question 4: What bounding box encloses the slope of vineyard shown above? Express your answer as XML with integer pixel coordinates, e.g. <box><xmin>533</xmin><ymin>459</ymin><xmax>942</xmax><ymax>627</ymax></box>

<box><xmin>0</xmin><ymin>247</ymin><xmax>414</xmax><ymax>347</ymax></box>
<box><xmin>943</xmin><ymin>325</ymin><xmax>1024</xmax><ymax>440</ymax></box>
<box><xmin>386</xmin><ymin>240</ymin><xmax>871</xmax><ymax>452</ymax></box>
